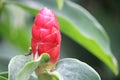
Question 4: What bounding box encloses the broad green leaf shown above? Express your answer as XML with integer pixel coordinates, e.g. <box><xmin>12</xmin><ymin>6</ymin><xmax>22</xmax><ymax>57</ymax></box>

<box><xmin>56</xmin><ymin>58</ymin><xmax>101</xmax><ymax>80</ymax></box>
<box><xmin>8</xmin><ymin>53</ymin><xmax>50</xmax><ymax>80</ymax></box>
<box><xmin>10</xmin><ymin>0</ymin><xmax>118</xmax><ymax>75</ymax></box>
<box><xmin>56</xmin><ymin>0</ymin><xmax>64</xmax><ymax>10</ymax></box>
<box><xmin>16</xmin><ymin>53</ymin><xmax>50</xmax><ymax>80</ymax></box>
<box><xmin>8</xmin><ymin>55</ymin><xmax>32</xmax><ymax>80</ymax></box>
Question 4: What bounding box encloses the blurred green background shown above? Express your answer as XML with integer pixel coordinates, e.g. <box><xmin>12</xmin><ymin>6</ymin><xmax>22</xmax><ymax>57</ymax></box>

<box><xmin>73</xmin><ymin>0</ymin><xmax>120</xmax><ymax>79</ymax></box>
<box><xmin>0</xmin><ymin>0</ymin><xmax>120</xmax><ymax>80</ymax></box>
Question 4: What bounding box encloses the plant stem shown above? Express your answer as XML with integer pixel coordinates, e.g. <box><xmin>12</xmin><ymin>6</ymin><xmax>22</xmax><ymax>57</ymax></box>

<box><xmin>37</xmin><ymin>72</ymin><xmax>55</xmax><ymax>80</ymax></box>
<box><xmin>35</xmin><ymin>69</ymin><xmax>60</xmax><ymax>80</ymax></box>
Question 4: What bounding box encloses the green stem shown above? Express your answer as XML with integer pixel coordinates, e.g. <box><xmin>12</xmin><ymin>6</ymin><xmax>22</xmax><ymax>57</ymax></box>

<box><xmin>36</xmin><ymin>71</ymin><xmax>60</xmax><ymax>80</ymax></box>
<box><xmin>37</xmin><ymin>73</ymin><xmax>53</xmax><ymax>80</ymax></box>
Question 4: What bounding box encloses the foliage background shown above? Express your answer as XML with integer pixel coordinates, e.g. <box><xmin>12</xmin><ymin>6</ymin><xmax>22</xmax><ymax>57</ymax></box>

<box><xmin>78</xmin><ymin>0</ymin><xmax>120</xmax><ymax>79</ymax></box>
<box><xmin>0</xmin><ymin>0</ymin><xmax>120</xmax><ymax>80</ymax></box>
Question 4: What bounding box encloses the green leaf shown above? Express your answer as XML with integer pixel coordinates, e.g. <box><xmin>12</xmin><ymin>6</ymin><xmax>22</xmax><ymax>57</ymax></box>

<box><xmin>0</xmin><ymin>72</ymin><xmax>8</xmax><ymax>80</ymax></box>
<box><xmin>8</xmin><ymin>55</ymin><xmax>32</xmax><ymax>80</ymax></box>
<box><xmin>0</xmin><ymin>3</ymin><xmax>30</xmax><ymax>52</ymax></box>
<box><xmin>56</xmin><ymin>58</ymin><xmax>101</xmax><ymax>80</ymax></box>
<box><xmin>0</xmin><ymin>0</ymin><xmax>6</xmax><ymax>11</ymax></box>
<box><xmin>0</xmin><ymin>72</ymin><xmax>8</xmax><ymax>78</ymax></box>
<box><xmin>17</xmin><ymin>53</ymin><xmax>50</xmax><ymax>80</ymax></box>
<box><xmin>0</xmin><ymin>76</ymin><xmax>8</xmax><ymax>80</ymax></box>
<box><xmin>8</xmin><ymin>53</ymin><xmax>50</xmax><ymax>80</ymax></box>
<box><xmin>10</xmin><ymin>0</ymin><xmax>118</xmax><ymax>75</ymax></box>
<box><xmin>56</xmin><ymin>0</ymin><xmax>64</xmax><ymax>10</ymax></box>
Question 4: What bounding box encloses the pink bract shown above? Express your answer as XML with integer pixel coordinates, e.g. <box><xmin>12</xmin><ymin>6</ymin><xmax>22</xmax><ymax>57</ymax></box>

<box><xmin>31</xmin><ymin>7</ymin><xmax>61</xmax><ymax>64</ymax></box>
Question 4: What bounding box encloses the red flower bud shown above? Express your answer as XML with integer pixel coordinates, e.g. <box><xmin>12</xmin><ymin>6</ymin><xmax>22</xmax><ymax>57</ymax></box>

<box><xmin>31</xmin><ymin>8</ymin><xmax>61</xmax><ymax>64</ymax></box>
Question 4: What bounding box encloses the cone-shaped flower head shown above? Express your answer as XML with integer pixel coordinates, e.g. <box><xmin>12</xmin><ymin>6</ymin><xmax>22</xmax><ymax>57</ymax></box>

<box><xmin>31</xmin><ymin>7</ymin><xmax>61</xmax><ymax>64</ymax></box>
